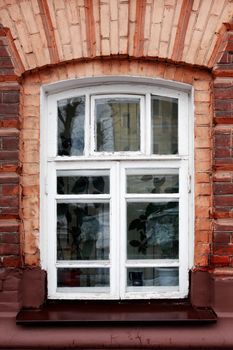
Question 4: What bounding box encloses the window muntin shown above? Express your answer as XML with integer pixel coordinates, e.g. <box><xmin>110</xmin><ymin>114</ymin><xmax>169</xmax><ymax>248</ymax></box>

<box><xmin>45</xmin><ymin>84</ymin><xmax>190</xmax><ymax>300</ymax></box>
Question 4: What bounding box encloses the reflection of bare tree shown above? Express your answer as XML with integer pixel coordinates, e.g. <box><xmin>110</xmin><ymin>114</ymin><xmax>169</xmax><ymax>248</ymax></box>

<box><xmin>58</xmin><ymin>97</ymin><xmax>84</xmax><ymax>155</ymax></box>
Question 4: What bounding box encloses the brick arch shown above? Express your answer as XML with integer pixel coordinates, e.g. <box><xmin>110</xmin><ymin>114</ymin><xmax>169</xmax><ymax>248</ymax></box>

<box><xmin>0</xmin><ymin>1</ymin><xmax>232</xmax><ymax>74</ymax></box>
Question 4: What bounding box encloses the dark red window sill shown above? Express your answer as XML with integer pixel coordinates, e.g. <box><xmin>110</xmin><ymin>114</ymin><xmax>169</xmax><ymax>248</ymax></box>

<box><xmin>16</xmin><ymin>301</ymin><xmax>217</xmax><ymax>326</ymax></box>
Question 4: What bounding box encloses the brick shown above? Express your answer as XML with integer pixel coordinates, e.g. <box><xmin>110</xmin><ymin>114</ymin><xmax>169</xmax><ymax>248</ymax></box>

<box><xmin>195</xmin><ymin>172</ymin><xmax>211</xmax><ymax>183</ymax></box>
<box><xmin>0</xmin><ymin>119</ymin><xmax>19</xmax><ymax>128</ymax></box>
<box><xmin>195</xmin><ymin>206</ymin><xmax>210</xmax><ymax>218</ymax></box>
<box><xmin>215</xmin><ymin>196</ymin><xmax>233</xmax><ymax>206</ymax></box>
<box><xmin>0</xmin><ymin>196</ymin><xmax>18</xmax><ymax>207</ymax></box>
<box><xmin>195</xmin><ymin>183</ymin><xmax>211</xmax><ymax>196</ymax></box>
<box><xmin>0</xmin><ymin>151</ymin><xmax>18</xmax><ymax>161</ymax></box>
<box><xmin>215</xmin><ymin>100</ymin><xmax>233</xmax><ymax>111</ymax></box>
<box><xmin>214</xmin><ymin>88</ymin><xmax>233</xmax><ymax>99</ymax></box>
<box><xmin>215</xmin><ymin>134</ymin><xmax>231</xmax><ymax>147</ymax></box>
<box><xmin>215</xmin><ymin>148</ymin><xmax>231</xmax><ymax>158</ymax></box>
<box><xmin>1</xmin><ymin>256</ymin><xmax>21</xmax><ymax>268</ymax></box>
<box><xmin>2</xmin><ymin>136</ymin><xmax>18</xmax><ymax>150</ymax></box>
<box><xmin>20</xmin><ymin>1</ymin><xmax>38</xmax><ymax>34</ymax></box>
<box><xmin>2</xmin><ymin>184</ymin><xmax>19</xmax><ymax>196</ymax></box>
<box><xmin>214</xmin><ymin>220</ymin><xmax>233</xmax><ymax>232</ymax></box>
<box><xmin>213</xmin><ymin>232</ymin><xmax>231</xmax><ymax>243</ymax></box>
<box><xmin>0</xmin><ymin>220</ymin><xmax>19</xmax><ymax>233</ymax></box>
<box><xmin>194</xmin><ymin>91</ymin><xmax>211</xmax><ymax>102</ymax></box>
<box><xmin>195</xmin><ymin>230</ymin><xmax>210</xmax><ymax>243</ymax></box>
<box><xmin>0</xmin><ymin>232</ymin><xmax>19</xmax><ymax>244</ymax></box>
<box><xmin>0</xmin><ymin>103</ymin><xmax>19</xmax><ymax>114</ymax></box>
<box><xmin>194</xmin><ymin>80</ymin><xmax>211</xmax><ymax>90</ymax></box>
<box><xmin>0</xmin><ymin>57</ymin><xmax>13</xmax><ymax>68</ymax></box>
<box><xmin>214</xmin><ymin>183</ymin><xmax>233</xmax><ymax>195</ymax></box>
<box><xmin>213</xmin><ymin>243</ymin><xmax>233</xmax><ymax>255</ymax></box>
<box><xmin>0</xmin><ymin>290</ymin><xmax>19</xmax><ymax>303</ymax></box>
<box><xmin>195</xmin><ymin>102</ymin><xmax>211</xmax><ymax>114</ymax></box>
<box><xmin>195</xmin><ymin>195</ymin><xmax>211</xmax><ymax>207</ymax></box>
<box><xmin>22</xmin><ymin>185</ymin><xmax>39</xmax><ymax>196</ymax></box>
<box><xmin>0</xmin><ymin>243</ymin><xmax>19</xmax><ymax>255</ymax></box>
<box><xmin>210</xmin><ymin>255</ymin><xmax>230</xmax><ymax>266</ymax></box>
<box><xmin>3</xmin><ymin>274</ymin><xmax>21</xmax><ymax>291</ymax></box>
<box><xmin>2</xmin><ymin>91</ymin><xmax>19</xmax><ymax>103</ymax></box>
<box><xmin>0</xmin><ymin>173</ymin><xmax>19</xmax><ymax>184</ymax></box>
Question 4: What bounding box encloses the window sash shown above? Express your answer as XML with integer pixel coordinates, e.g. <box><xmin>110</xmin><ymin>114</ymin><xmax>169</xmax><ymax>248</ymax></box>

<box><xmin>46</xmin><ymin>160</ymin><xmax>189</xmax><ymax>299</ymax></box>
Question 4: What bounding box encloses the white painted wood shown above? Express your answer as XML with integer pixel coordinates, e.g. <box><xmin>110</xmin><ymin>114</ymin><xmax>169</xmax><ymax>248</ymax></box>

<box><xmin>42</xmin><ymin>81</ymin><xmax>191</xmax><ymax>300</ymax></box>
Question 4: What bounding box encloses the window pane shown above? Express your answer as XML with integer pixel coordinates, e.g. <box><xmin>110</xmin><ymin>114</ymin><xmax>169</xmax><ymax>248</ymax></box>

<box><xmin>57</xmin><ymin>203</ymin><xmax>109</xmax><ymax>260</ymax></box>
<box><xmin>57</xmin><ymin>268</ymin><xmax>109</xmax><ymax>287</ymax></box>
<box><xmin>58</xmin><ymin>96</ymin><xmax>85</xmax><ymax>156</ymax></box>
<box><xmin>57</xmin><ymin>172</ymin><xmax>109</xmax><ymax>194</ymax></box>
<box><xmin>127</xmin><ymin>267</ymin><xmax>179</xmax><ymax>287</ymax></box>
<box><xmin>127</xmin><ymin>174</ymin><xmax>179</xmax><ymax>194</ymax></box>
<box><xmin>95</xmin><ymin>98</ymin><xmax>140</xmax><ymax>152</ymax></box>
<box><xmin>152</xmin><ymin>96</ymin><xmax>178</xmax><ymax>154</ymax></box>
<box><xmin>127</xmin><ymin>202</ymin><xmax>179</xmax><ymax>259</ymax></box>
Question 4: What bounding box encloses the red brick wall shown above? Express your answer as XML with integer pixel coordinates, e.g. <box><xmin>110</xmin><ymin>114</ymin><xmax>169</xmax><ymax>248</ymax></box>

<box><xmin>212</xmin><ymin>28</ymin><xmax>233</xmax><ymax>268</ymax></box>
<box><xmin>0</xmin><ymin>30</ymin><xmax>21</xmax><ymax>312</ymax></box>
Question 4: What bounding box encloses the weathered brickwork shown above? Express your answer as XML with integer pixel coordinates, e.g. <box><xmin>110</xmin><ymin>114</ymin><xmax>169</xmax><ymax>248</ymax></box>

<box><xmin>212</xmin><ymin>27</ymin><xmax>233</xmax><ymax>268</ymax></box>
<box><xmin>0</xmin><ymin>29</ymin><xmax>21</xmax><ymax>311</ymax></box>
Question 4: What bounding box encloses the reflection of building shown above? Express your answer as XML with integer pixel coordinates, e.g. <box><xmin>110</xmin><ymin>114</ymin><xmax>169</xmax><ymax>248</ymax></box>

<box><xmin>0</xmin><ymin>1</ymin><xmax>233</xmax><ymax>348</ymax></box>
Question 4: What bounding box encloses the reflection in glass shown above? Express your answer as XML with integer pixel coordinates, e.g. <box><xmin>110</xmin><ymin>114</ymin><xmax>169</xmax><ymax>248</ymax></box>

<box><xmin>152</xmin><ymin>96</ymin><xmax>178</xmax><ymax>154</ymax></box>
<box><xmin>127</xmin><ymin>267</ymin><xmax>179</xmax><ymax>287</ymax></box>
<box><xmin>57</xmin><ymin>268</ymin><xmax>109</xmax><ymax>287</ymax></box>
<box><xmin>95</xmin><ymin>98</ymin><xmax>140</xmax><ymax>152</ymax></box>
<box><xmin>127</xmin><ymin>202</ymin><xmax>178</xmax><ymax>259</ymax></box>
<box><xmin>57</xmin><ymin>174</ymin><xmax>109</xmax><ymax>194</ymax></box>
<box><xmin>127</xmin><ymin>174</ymin><xmax>179</xmax><ymax>194</ymax></box>
<box><xmin>58</xmin><ymin>96</ymin><xmax>85</xmax><ymax>156</ymax></box>
<box><xmin>57</xmin><ymin>203</ymin><xmax>109</xmax><ymax>260</ymax></box>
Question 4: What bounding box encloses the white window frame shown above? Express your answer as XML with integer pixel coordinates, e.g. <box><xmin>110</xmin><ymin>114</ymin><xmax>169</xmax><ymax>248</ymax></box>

<box><xmin>41</xmin><ymin>81</ymin><xmax>192</xmax><ymax>300</ymax></box>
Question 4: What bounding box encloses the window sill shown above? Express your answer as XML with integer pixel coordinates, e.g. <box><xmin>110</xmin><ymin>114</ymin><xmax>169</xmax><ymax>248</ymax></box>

<box><xmin>16</xmin><ymin>301</ymin><xmax>217</xmax><ymax>326</ymax></box>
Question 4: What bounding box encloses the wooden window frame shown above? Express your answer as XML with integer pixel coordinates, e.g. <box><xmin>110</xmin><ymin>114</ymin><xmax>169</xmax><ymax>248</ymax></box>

<box><xmin>41</xmin><ymin>82</ymin><xmax>192</xmax><ymax>300</ymax></box>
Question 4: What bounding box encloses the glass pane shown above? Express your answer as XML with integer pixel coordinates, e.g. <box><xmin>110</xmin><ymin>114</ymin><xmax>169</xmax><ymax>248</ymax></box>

<box><xmin>127</xmin><ymin>202</ymin><xmax>179</xmax><ymax>259</ymax></box>
<box><xmin>152</xmin><ymin>95</ymin><xmax>178</xmax><ymax>154</ymax></box>
<box><xmin>57</xmin><ymin>172</ymin><xmax>109</xmax><ymax>194</ymax></box>
<box><xmin>127</xmin><ymin>174</ymin><xmax>179</xmax><ymax>194</ymax></box>
<box><xmin>95</xmin><ymin>98</ymin><xmax>140</xmax><ymax>152</ymax></box>
<box><xmin>57</xmin><ymin>203</ymin><xmax>109</xmax><ymax>260</ymax></box>
<box><xmin>127</xmin><ymin>267</ymin><xmax>179</xmax><ymax>287</ymax></box>
<box><xmin>58</xmin><ymin>96</ymin><xmax>85</xmax><ymax>156</ymax></box>
<box><xmin>57</xmin><ymin>268</ymin><xmax>109</xmax><ymax>287</ymax></box>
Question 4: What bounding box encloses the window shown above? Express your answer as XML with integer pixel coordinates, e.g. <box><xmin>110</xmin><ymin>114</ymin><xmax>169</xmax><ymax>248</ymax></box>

<box><xmin>42</xmin><ymin>81</ymin><xmax>191</xmax><ymax>300</ymax></box>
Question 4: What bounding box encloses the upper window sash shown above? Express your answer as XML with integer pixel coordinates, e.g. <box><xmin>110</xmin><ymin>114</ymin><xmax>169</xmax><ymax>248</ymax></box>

<box><xmin>46</xmin><ymin>86</ymin><xmax>189</xmax><ymax>159</ymax></box>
